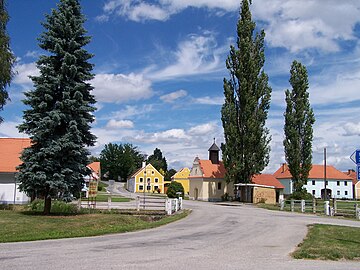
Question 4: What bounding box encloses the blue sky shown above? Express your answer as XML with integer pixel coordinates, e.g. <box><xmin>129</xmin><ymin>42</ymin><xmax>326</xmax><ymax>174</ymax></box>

<box><xmin>2</xmin><ymin>0</ymin><xmax>360</xmax><ymax>173</ymax></box>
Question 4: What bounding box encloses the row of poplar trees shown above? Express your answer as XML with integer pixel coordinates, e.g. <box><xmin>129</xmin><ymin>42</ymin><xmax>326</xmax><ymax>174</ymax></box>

<box><xmin>221</xmin><ymin>0</ymin><xmax>315</xmax><ymax>199</ymax></box>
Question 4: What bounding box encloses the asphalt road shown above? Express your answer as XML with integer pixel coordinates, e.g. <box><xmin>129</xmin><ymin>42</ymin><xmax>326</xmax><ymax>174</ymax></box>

<box><xmin>1</xmin><ymin>200</ymin><xmax>360</xmax><ymax>270</ymax></box>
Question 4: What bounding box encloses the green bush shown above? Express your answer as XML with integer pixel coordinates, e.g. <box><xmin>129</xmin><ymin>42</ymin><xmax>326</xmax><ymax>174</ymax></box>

<box><xmin>166</xmin><ymin>181</ymin><xmax>184</xmax><ymax>198</ymax></box>
<box><xmin>29</xmin><ymin>199</ymin><xmax>79</xmax><ymax>215</ymax></box>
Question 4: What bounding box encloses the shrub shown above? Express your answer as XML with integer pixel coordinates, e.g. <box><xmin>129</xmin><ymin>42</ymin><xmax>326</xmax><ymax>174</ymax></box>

<box><xmin>166</xmin><ymin>181</ymin><xmax>184</xmax><ymax>198</ymax></box>
<box><xmin>29</xmin><ymin>199</ymin><xmax>79</xmax><ymax>215</ymax></box>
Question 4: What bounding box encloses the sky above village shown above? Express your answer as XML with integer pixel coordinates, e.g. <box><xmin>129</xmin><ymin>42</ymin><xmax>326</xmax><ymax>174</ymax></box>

<box><xmin>2</xmin><ymin>0</ymin><xmax>360</xmax><ymax>173</ymax></box>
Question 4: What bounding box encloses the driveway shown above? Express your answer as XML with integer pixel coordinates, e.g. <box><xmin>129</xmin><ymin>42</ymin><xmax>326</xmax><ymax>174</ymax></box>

<box><xmin>0</xmin><ymin>200</ymin><xmax>359</xmax><ymax>270</ymax></box>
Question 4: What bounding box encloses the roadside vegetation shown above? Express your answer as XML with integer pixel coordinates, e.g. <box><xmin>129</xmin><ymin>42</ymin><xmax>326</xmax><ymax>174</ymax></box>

<box><xmin>292</xmin><ymin>224</ymin><xmax>360</xmax><ymax>260</ymax></box>
<box><xmin>0</xmin><ymin>203</ymin><xmax>190</xmax><ymax>243</ymax></box>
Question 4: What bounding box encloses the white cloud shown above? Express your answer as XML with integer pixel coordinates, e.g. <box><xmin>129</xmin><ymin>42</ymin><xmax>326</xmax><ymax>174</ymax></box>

<box><xmin>91</xmin><ymin>73</ymin><xmax>153</xmax><ymax>103</ymax></box>
<box><xmin>252</xmin><ymin>0</ymin><xmax>360</xmax><ymax>52</ymax></box>
<box><xmin>99</xmin><ymin>0</ymin><xmax>239</xmax><ymax>22</ymax></box>
<box><xmin>147</xmin><ymin>32</ymin><xmax>223</xmax><ymax>80</ymax></box>
<box><xmin>0</xmin><ymin>121</ymin><xmax>25</xmax><ymax>138</ymax></box>
<box><xmin>160</xmin><ymin>90</ymin><xmax>187</xmax><ymax>103</ymax></box>
<box><xmin>13</xmin><ymin>62</ymin><xmax>39</xmax><ymax>85</ymax></box>
<box><xmin>24</xmin><ymin>51</ymin><xmax>41</xmax><ymax>59</ymax></box>
<box><xmin>106</xmin><ymin>119</ymin><xmax>134</xmax><ymax>129</ymax></box>
<box><xmin>188</xmin><ymin>122</ymin><xmax>217</xmax><ymax>136</ymax></box>
<box><xmin>343</xmin><ymin>122</ymin><xmax>360</xmax><ymax>136</ymax></box>
<box><xmin>192</xmin><ymin>96</ymin><xmax>223</xmax><ymax>105</ymax></box>
<box><xmin>99</xmin><ymin>105</ymin><xmax>153</xmax><ymax>121</ymax></box>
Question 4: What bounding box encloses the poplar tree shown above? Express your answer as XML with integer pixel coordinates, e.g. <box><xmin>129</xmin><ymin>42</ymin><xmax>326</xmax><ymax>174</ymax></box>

<box><xmin>284</xmin><ymin>60</ymin><xmax>315</xmax><ymax>199</ymax></box>
<box><xmin>221</xmin><ymin>0</ymin><xmax>272</xmax><ymax>184</ymax></box>
<box><xmin>17</xmin><ymin>0</ymin><xmax>96</xmax><ymax>214</ymax></box>
<box><xmin>0</xmin><ymin>0</ymin><xmax>15</xmax><ymax>124</ymax></box>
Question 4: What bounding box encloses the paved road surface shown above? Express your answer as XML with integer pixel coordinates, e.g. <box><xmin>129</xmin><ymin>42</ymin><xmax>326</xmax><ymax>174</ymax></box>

<box><xmin>1</xmin><ymin>200</ymin><xmax>359</xmax><ymax>270</ymax></box>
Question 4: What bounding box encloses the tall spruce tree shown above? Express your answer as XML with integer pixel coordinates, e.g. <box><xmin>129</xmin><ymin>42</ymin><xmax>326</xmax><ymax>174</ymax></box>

<box><xmin>221</xmin><ymin>0</ymin><xmax>272</xmax><ymax>184</ymax></box>
<box><xmin>284</xmin><ymin>60</ymin><xmax>315</xmax><ymax>199</ymax></box>
<box><xmin>0</xmin><ymin>0</ymin><xmax>15</xmax><ymax>124</ymax></box>
<box><xmin>17</xmin><ymin>0</ymin><xmax>96</xmax><ymax>214</ymax></box>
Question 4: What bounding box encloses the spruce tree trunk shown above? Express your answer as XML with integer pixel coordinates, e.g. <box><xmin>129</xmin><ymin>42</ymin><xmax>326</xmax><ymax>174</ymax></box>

<box><xmin>43</xmin><ymin>192</ymin><xmax>51</xmax><ymax>215</ymax></box>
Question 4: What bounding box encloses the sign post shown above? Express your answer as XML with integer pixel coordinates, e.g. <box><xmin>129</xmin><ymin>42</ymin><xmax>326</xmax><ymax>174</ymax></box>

<box><xmin>350</xmin><ymin>150</ymin><xmax>360</xmax><ymax>181</ymax></box>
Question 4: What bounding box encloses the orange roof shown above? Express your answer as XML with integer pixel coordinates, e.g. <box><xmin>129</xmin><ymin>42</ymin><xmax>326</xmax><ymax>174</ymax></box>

<box><xmin>88</xmin><ymin>161</ymin><xmax>100</xmax><ymax>175</ymax></box>
<box><xmin>343</xmin><ymin>170</ymin><xmax>358</xmax><ymax>185</ymax></box>
<box><xmin>252</xmin><ymin>174</ymin><xmax>284</xmax><ymax>189</ymax></box>
<box><xmin>196</xmin><ymin>160</ymin><xmax>226</xmax><ymax>179</ymax></box>
<box><xmin>274</xmin><ymin>164</ymin><xmax>352</xmax><ymax>180</ymax></box>
<box><xmin>0</xmin><ymin>138</ymin><xmax>31</xmax><ymax>173</ymax></box>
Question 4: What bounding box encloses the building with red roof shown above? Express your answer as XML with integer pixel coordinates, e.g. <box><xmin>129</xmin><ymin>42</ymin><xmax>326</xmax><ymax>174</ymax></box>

<box><xmin>0</xmin><ymin>138</ymin><xmax>31</xmax><ymax>204</ymax></box>
<box><xmin>274</xmin><ymin>164</ymin><xmax>353</xmax><ymax>199</ymax></box>
<box><xmin>188</xmin><ymin>140</ymin><xmax>284</xmax><ymax>203</ymax></box>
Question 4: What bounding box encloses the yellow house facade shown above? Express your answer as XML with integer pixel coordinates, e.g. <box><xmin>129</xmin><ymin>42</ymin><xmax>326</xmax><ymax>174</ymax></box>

<box><xmin>127</xmin><ymin>163</ymin><xmax>164</xmax><ymax>194</ymax></box>
<box><xmin>172</xmin><ymin>168</ymin><xmax>190</xmax><ymax>194</ymax></box>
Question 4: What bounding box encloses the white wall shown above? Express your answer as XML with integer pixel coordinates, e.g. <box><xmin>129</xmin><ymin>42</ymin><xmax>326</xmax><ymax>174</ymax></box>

<box><xmin>304</xmin><ymin>179</ymin><xmax>353</xmax><ymax>199</ymax></box>
<box><xmin>0</xmin><ymin>173</ymin><xmax>29</xmax><ymax>204</ymax></box>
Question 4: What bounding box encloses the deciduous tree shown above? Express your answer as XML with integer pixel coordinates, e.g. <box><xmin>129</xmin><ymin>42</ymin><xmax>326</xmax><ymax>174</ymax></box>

<box><xmin>0</xmin><ymin>0</ymin><xmax>15</xmax><ymax>124</ymax></box>
<box><xmin>221</xmin><ymin>0</ymin><xmax>272</xmax><ymax>184</ymax></box>
<box><xmin>284</xmin><ymin>60</ymin><xmax>315</xmax><ymax>199</ymax></box>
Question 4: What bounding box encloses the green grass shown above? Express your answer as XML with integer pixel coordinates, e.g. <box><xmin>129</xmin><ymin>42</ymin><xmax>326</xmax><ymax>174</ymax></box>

<box><xmin>0</xmin><ymin>209</ymin><xmax>190</xmax><ymax>243</ymax></box>
<box><xmin>292</xmin><ymin>224</ymin><xmax>360</xmax><ymax>261</ymax></box>
<box><xmin>90</xmin><ymin>194</ymin><xmax>131</xmax><ymax>202</ymax></box>
<box><xmin>97</xmin><ymin>181</ymin><xmax>108</xmax><ymax>192</ymax></box>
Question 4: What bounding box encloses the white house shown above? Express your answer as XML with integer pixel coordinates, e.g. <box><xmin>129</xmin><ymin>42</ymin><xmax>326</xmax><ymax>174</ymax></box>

<box><xmin>0</xmin><ymin>138</ymin><xmax>31</xmax><ymax>204</ymax></box>
<box><xmin>273</xmin><ymin>164</ymin><xmax>353</xmax><ymax>199</ymax></box>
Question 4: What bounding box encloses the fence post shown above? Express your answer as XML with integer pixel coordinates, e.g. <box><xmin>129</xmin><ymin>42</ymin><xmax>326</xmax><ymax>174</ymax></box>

<box><xmin>291</xmin><ymin>199</ymin><xmax>294</xmax><ymax>212</ymax></box>
<box><xmin>312</xmin><ymin>197</ymin><xmax>316</xmax><ymax>214</ymax></box>
<box><xmin>165</xmin><ymin>198</ymin><xmax>172</xmax><ymax>215</ymax></box>
<box><xmin>280</xmin><ymin>199</ymin><xmax>285</xmax><ymax>211</ymax></box>
<box><xmin>175</xmin><ymin>198</ymin><xmax>179</xmax><ymax>212</ymax></box>
<box><xmin>324</xmin><ymin>201</ymin><xmax>330</xmax><ymax>216</ymax></box>
<box><xmin>179</xmin><ymin>197</ymin><xmax>183</xmax><ymax>210</ymax></box>
<box><xmin>301</xmin><ymin>200</ymin><xmax>305</xmax><ymax>213</ymax></box>
<box><xmin>136</xmin><ymin>196</ymin><xmax>140</xmax><ymax>211</ymax></box>
<box><xmin>356</xmin><ymin>204</ymin><xmax>360</xmax><ymax>220</ymax></box>
<box><xmin>107</xmin><ymin>195</ymin><xmax>111</xmax><ymax>210</ymax></box>
<box><xmin>333</xmin><ymin>198</ymin><xmax>337</xmax><ymax>214</ymax></box>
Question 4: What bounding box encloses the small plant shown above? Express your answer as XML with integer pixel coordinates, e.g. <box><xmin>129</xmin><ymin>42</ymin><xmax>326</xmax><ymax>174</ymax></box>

<box><xmin>29</xmin><ymin>199</ymin><xmax>79</xmax><ymax>215</ymax></box>
<box><xmin>166</xmin><ymin>181</ymin><xmax>184</xmax><ymax>198</ymax></box>
<box><xmin>221</xmin><ymin>193</ymin><xmax>230</xmax><ymax>201</ymax></box>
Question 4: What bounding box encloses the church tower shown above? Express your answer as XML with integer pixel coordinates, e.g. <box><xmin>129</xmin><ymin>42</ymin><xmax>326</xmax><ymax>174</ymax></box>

<box><xmin>208</xmin><ymin>138</ymin><xmax>220</xmax><ymax>164</ymax></box>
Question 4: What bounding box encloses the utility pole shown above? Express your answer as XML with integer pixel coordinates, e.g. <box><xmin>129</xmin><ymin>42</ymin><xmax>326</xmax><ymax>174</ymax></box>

<box><xmin>324</xmin><ymin>147</ymin><xmax>327</xmax><ymax>201</ymax></box>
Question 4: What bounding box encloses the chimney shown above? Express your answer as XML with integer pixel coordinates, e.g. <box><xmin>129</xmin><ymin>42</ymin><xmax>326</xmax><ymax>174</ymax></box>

<box><xmin>142</xmin><ymin>161</ymin><xmax>146</xmax><ymax>168</ymax></box>
<box><xmin>282</xmin><ymin>163</ymin><xmax>285</xmax><ymax>173</ymax></box>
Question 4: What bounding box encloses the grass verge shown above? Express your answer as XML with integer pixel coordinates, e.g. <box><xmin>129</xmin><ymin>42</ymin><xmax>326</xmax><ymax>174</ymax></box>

<box><xmin>292</xmin><ymin>224</ymin><xmax>360</xmax><ymax>261</ymax></box>
<box><xmin>88</xmin><ymin>194</ymin><xmax>131</xmax><ymax>202</ymax></box>
<box><xmin>0</xmin><ymin>209</ymin><xmax>190</xmax><ymax>243</ymax></box>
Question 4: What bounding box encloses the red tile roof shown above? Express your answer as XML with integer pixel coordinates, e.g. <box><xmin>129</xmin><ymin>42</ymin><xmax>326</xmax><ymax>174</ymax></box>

<box><xmin>343</xmin><ymin>170</ymin><xmax>357</xmax><ymax>185</ymax></box>
<box><xmin>274</xmin><ymin>164</ymin><xmax>352</xmax><ymax>180</ymax></box>
<box><xmin>0</xmin><ymin>138</ymin><xmax>31</xmax><ymax>173</ymax></box>
<box><xmin>252</xmin><ymin>174</ymin><xmax>285</xmax><ymax>189</ymax></box>
<box><xmin>197</xmin><ymin>160</ymin><xmax>226</xmax><ymax>179</ymax></box>
<box><xmin>88</xmin><ymin>161</ymin><xmax>100</xmax><ymax>175</ymax></box>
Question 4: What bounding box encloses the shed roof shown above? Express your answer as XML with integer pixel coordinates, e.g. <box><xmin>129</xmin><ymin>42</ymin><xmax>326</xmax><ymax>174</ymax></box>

<box><xmin>252</xmin><ymin>174</ymin><xmax>285</xmax><ymax>189</ymax></box>
<box><xmin>0</xmin><ymin>138</ymin><xmax>31</xmax><ymax>173</ymax></box>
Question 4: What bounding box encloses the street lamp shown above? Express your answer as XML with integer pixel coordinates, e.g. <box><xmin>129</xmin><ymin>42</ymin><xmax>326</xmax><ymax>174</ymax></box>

<box><xmin>143</xmin><ymin>167</ymin><xmax>146</xmax><ymax>210</ymax></box>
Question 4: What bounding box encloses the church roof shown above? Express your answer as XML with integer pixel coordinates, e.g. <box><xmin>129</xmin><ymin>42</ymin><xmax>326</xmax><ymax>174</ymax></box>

<box><xmin>208</xmin><ymin>142</ymin><xmax>220</xmax><ymax>151</ymax></box>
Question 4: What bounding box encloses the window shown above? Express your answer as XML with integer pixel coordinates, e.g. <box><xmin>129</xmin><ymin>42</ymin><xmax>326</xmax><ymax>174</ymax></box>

<box><xmin>344</xmin><ymin>181</ymin><xmax>348</xmax><ymax>186</ymax></box>
<box><xmin>154</xmin><ymin>185</ymin><xmax>158</xmax><ymax>190</ymax></box>
<box><xmin>312</xmin><ymin>180</ymin><xmax>315</xmax><ymax>185</ymax></box>
<box><xmin>147</xmin><ymin>178</ymin><xmax>151</xmax><ymax>184</ymax></box>
<box><xmin>152</xmin><ymin>171</ymin><xmax>154</xmax><ymax>175</ymax></box>
<box><xmin>345</xmin><ymin>191</ymin><xmax>348</xmax><ymax>196</ymax></box>
<box><xmin>217</xmin><ymin>182</ymin><xmax>222</xmax><ymax>190</ymax></box>
<box><xmin>337</xmin><ymin>181</ymin><xmax>340</xmax><ymax>186</ymax></box>
<box><xmin>155</xmin><ymin>178</ymin><xmax>159</xmax><ymax>183</ymax></box>
<box><xmin>139</xmin><ymin>177</ymin><xmax>143</xmax><ymax>183</ymax></box>
<box><xmin>139</xmin><ymin>185</ymin><xmax>143</xmax><ymax>191</ymax></box>
<box><xmin>147</xmin><ymin>185</ymin><xmax>151</xmax><ymax>191</ymax></box>
<box><xmin>337</xmin><ymin>190</ymin><xmax>340</xmax><ymax>195</ymax></box>
<box><xmin>312</xmin><ymin>190</ymin><xmax>315</xmax><ymax>195</ymax></box>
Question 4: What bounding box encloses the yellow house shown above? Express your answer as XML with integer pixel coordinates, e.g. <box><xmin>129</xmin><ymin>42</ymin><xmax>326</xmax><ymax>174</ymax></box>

<box><xmin>127</xmin><ymin>163</ymin><xmax>164</xmax><ymax>194</ymax></box>
<box><xmin>172</xmin><ymin>168</ymin><xmax>190</xmax><ymax>195</ymax></box>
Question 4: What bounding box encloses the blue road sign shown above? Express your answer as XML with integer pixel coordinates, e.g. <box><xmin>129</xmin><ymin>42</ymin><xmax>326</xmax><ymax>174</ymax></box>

<box><xmin>350</xmin><ymin>149</ymin><xmax>360</xmax><ymax>164</ymax></box>
<box><xmin>357</xmin><ymin>165</ymin><xmax>360</xmax><ymax>181</ymax></box>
